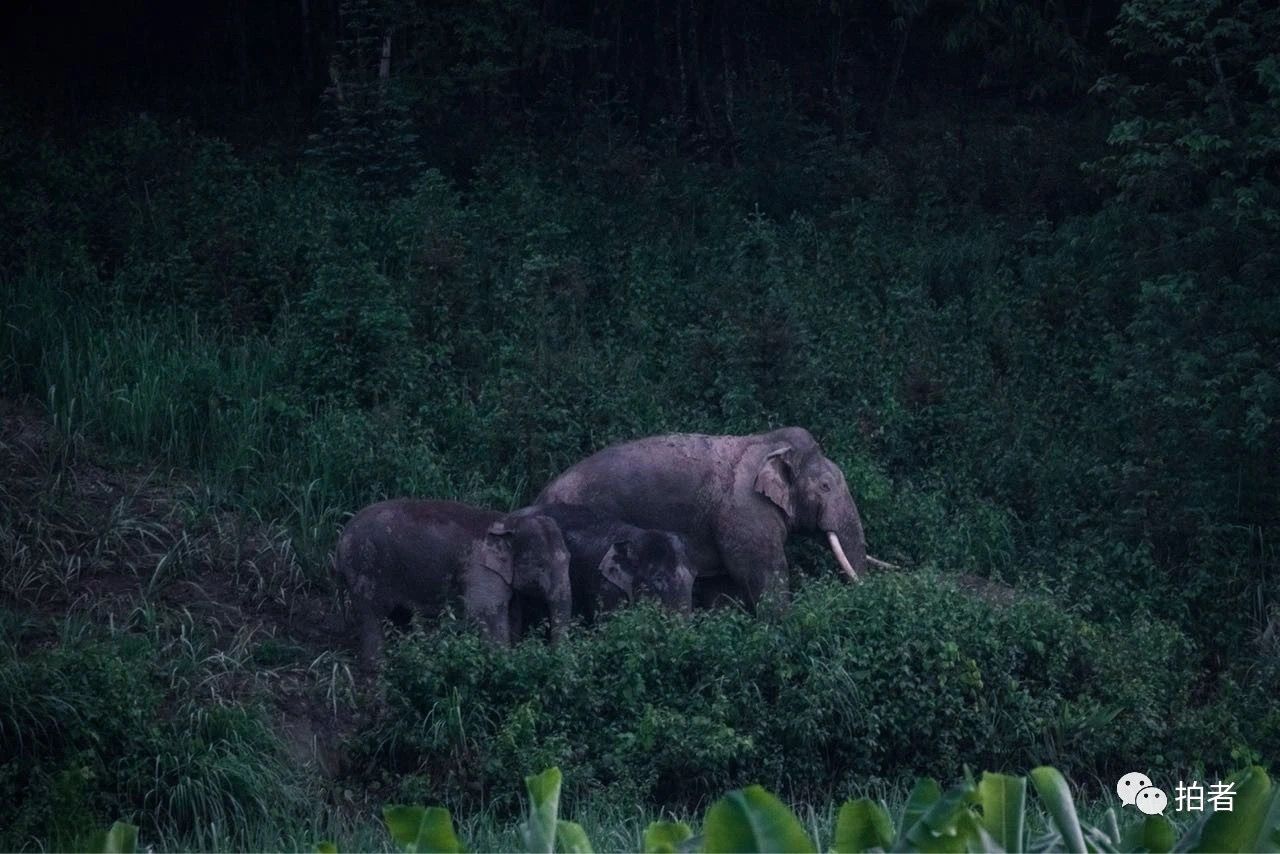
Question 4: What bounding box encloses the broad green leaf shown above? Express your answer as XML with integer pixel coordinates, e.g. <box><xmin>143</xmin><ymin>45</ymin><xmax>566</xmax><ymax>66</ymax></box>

<box><xmin>677</xmin><ymin>833</ymin><xmax>704</xmax><ymax>853</ymax></box>
<box><xmin>414</xmin><ymin>807</ymin><xmax>464</xmax><ymax>853</ymax></box>
<box><xmin>383</xmin><ymin>805</ymin><xmax>465</xmax><ymax>853</ymax></box>
<box><xmin>902</xmin><ymin>782</ymin><xmax>978</xmax><ymax>854</ymax></box>
<box><xmin>956</xmin><ymin>811</ymin><xmax>1003</xmax><ymax>853</ymax></box>
<box><xmin>702</xmin><ymin>785</ymin><xmax>816</xmax><ymax>853</ymax></box>
<box><xmin>1103</xmin><ymin>808</ymin><xmax>1121</xmax><ymax>847</ymax></box>
<box><xmin>1176</xmin><ymin>810</ymin><xmax>1214</xmax><ymax>853</ymax></box>
<box><xmin>978</xmin><ymin>772</ymin><xmax>1025</xmax><ymax>853</ymax></box>
<box><xmin>833</xmin><ymin>799</ymin><xmax>894</xmax><ymax>853</ymax></box>
<box><xmin>1029</xmin><ymin>767</ymin><xmax>1086</xmax><ymax>854</ymax></box>
<box><xmin>1185</xmin><ymin>766</ymin><xmax>1273</xmax><ymax>853</ymax></box>
<box><xmin>1251</xmin><ymin>788</ymin><xmax>1280</xmax><ymax>852</ymax></box>
<box><xmin>83</xmin><ymin>821</ymin><xmax>139</xmax><ymax>854</ymax></box>
<box><xmin>894</xmin><ymin>778</ymin><xmax>942</xmax><ymax>851</ymax></box>
<box><xmin>316</xmin><ymin>843</ymin><xmax>339</xmax><ymax>854</ymax></box>
<box><xmin>522</xmin><ymin>767</ymin><xmax>563</xmax><ymax>854</ymax></box>
<box><xmin>1082</xmin><ymin>823</ymin><xmax>1119</xmax><ymax>853</ymax></box>
<box><xmin>643</xmin><ymin>821</ymin><xmax>693</xmax><ymax>853</ymax></box>
<box><xmin>104</xmin><ymin>821</ymin><xmax>138</xmax><ymax>854</ymax></box>
<box><xmin>384</xmin><ymin>805</ymin><xmax>427</xmax><ymax>849</ymax></box>
<box><xmin>1120</xmin><ymin>814</ymin><xmax>1175</xmax><ymax>853</ymax></box>
<box><xmin>556</xmin><ymin>820</ymin><xmax>593</xmax><ymax>853</ymax></box>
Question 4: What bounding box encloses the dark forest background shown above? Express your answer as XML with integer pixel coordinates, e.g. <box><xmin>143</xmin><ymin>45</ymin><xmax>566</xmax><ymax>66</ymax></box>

<box><xmin>1</xmin><ymin>0</ymin><xmax>1278</xmax><ymax>849</ymax></box>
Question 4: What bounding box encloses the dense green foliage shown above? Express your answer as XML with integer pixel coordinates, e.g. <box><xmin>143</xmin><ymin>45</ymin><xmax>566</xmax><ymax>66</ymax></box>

<box><xmin>362</xmin><ymin>576</ymin><xmax>1222</xmax><ymax>812</ymax></box>
<box><xmin>2</xmin><ymin>0</ymin><xmax>1279</xmax><ymax>849</ymax></box>
<box><xmin>0</xmin><ymin>612</ymin><xmax>299</xmax><ymax>850</ymax></box>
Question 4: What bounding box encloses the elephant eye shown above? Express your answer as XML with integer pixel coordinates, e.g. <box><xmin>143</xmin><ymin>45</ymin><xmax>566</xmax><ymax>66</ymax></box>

<box><xmin>821</xmin><ymin>481</ymin><xmax>831</xmax><ymax>492</ymax></box>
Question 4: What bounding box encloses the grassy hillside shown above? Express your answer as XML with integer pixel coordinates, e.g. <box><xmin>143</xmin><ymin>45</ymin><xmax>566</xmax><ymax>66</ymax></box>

<box><xmin>2</xmin><ymin>1</ymin><xmax>1279</xmax><ymax>844</ymax></box>
<box><xmin>0</xmin><ymin>399</ymin><xmax>1252</xmax><ymax>850</ymax></box>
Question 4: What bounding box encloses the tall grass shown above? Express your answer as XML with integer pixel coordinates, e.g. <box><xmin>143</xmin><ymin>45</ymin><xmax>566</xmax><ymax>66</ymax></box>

<box><xmin>5</xmin><ymin>271</ymin><xmax>413</xmax><ymax>581</ymax></box>
<box><xmin>0</xmin><ymin>607</ymin><xmax>319</xmax><ymax>850</ymax></box>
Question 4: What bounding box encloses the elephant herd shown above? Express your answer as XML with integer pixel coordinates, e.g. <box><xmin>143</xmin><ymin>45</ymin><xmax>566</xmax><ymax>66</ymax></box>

<box><xmin>334</xmin><ymin>426</ymin><xmax>886</xmax><ymax>667</ymax></box>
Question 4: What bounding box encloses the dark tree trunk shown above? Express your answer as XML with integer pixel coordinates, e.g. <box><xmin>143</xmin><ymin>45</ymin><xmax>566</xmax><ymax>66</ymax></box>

<box><xmin>300</xmin><ymin>0</ymin><xmax>312</xmax><ymax>85</ymax></box>
<box><xmin>878</xmin><ymin>7</ymin><xmax>917</xmax><ymax>135</ymax></box>
<box><xmin>720</xmin><ymin>0</ymin><xmax>736</xmax><ymax>164</ymax></box>
<box><xmin>234</xmin><ymin>0</ymin><xmax>250</xmax><ymax>106</ymax></box>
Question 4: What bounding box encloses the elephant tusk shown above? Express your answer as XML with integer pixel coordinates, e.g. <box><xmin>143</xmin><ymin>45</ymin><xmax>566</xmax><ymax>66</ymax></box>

<box><xmin>826</xmin><ymin>532</ymin><xmax>860</xmax><ymax>582</ymax></box>
<box><xmin>866</xmin><ymin>555</ymin><xmax>901</xmax><ymax>570</ymax></box>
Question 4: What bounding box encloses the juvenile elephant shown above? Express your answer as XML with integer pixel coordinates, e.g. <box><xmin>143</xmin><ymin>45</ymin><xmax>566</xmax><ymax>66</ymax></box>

<box><xmin>538</xmin><ymin>427</ymin><xmax>878</xmax><ymax>609</ymax></box>
<box><xmin>335</xmin><ymin>499</ymin><xmax>576</xmax><ymax>664</ymax></box>
<box><xmin>534</xmin><ymin>503</ymin><xmax>695</xmax><ymax>622</ymax></box>
<box><xmin>461</xmin><ymin>509</ymin><xmax>574</xmax><ymax>647</ymax></box>
<box><xmin>334</xmin><ymin>499</ymin><xmax>500</xmax><ymax>668</ymax></box>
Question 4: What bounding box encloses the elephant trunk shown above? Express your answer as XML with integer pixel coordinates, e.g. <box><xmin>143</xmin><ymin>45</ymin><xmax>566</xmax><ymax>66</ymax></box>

<box><xmin>672</xmin><ymin>566</ymin><xmax>695</xmax><ymax>616</ymax></box>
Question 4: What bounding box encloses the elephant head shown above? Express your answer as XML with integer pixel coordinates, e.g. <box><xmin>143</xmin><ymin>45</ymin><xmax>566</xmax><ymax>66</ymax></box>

<box><xmin>752</xmin><ymin>429</ymin><xmax>868</xmax><ymax>581</ymax></box>
<box><xmin>463</xmin><ymin>510</ymin><xmax>572</xmax><ymax>645</ymax></box>
<box><xmin>597</xmin><ymin>530</ymin><xmax>695</xmax><ymax>614</ymax></box>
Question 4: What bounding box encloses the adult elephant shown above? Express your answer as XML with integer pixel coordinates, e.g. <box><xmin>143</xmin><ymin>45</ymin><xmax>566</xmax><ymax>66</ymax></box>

<box><xmin>538</xmin><ymin>427</ymin><xmax>877</xmax><ymax>608</ymax></box>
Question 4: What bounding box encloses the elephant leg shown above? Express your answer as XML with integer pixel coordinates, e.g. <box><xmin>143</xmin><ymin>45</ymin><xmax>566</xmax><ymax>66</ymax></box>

<box><xmin>694</xmin><ymin>574</ymin><xmax>745</xmax><ymax>610</ymax></box>
<box><xmin>547</xmin><ymin>606</ymin><xmax>568</xmax><ymax>643</ymax></box>
<box><xmin>357</xmin><ymin>613</ymin><xmax>383</xmax><ymax>671</ymax></box>
<box><xmin>507</xmin><ymin>601</ymin><xmax>524</xmax><ymax>645</ymax></box>
<box><xmin>715</xmin><ymin>524</ymin><xmax>790</xmax><ymax>613</ymax></box>
<box><xmin>540</xmin><ymin>581</ymin><xmax>572</xmax><ymax>644</ymax></box>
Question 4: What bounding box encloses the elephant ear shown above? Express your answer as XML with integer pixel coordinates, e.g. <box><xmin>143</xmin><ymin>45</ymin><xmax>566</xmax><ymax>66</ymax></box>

<box><xmin>753</xmin><ymin>445</ymin><xmax>796</xmax><ymax>521</ymax></box>
<box><xmin>599</xmin><ymin>541</ymin><xmax>635</xmax><ymax>600</ymax></box>
<box><xmin>473</xmin><ymin>521</ymin><xmax>516</xmax><ymax>585</ymax></box>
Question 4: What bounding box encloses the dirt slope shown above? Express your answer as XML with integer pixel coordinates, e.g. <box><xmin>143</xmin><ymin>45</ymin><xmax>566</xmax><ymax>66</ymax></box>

<box><xmin>0</xmin><ymin>398</ymin><xmax>359</xmax><ymax>775</ymax></box>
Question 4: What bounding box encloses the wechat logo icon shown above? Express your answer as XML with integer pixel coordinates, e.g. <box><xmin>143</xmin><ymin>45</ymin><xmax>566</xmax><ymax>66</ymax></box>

<box><xmin>1117</xmin><ymin>772</ymin><xmax>1168</xmax><ymax>815</ymax></box>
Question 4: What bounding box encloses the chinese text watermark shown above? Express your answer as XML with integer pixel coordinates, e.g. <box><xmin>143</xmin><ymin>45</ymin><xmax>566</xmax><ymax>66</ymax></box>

<box><xmin>1117</xmin><ymin>772</ymin><xmax>1235</xmax><ymax>816</ymax></box>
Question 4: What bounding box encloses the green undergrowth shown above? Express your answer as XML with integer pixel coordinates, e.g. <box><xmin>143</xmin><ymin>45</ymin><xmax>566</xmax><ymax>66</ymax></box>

<box><xmin>0</xmin><ymin>610</ymin><xmax>302</xmax><ymax>850</ymax></box>
<box><xmin>358</xmin><ymin>573</ymin><xmax>1246</xmax><ymax>814</ymax></box>
<box><xmin>89</xmin><ymin>762</ymin><xmax>1280</xmax><ymax>853</ymax></box>
<box><xmin>361</xmin><ymin>762</ymin><xmax>1280</xmax><ymax>853</ymax></box>
<box><xmin>4</xmin><ymin>563</ymin><xmax>1270</xmax><ymax>851</ymax></box>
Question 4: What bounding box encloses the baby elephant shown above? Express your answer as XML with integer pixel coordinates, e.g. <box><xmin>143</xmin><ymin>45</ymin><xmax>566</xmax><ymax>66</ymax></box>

<box><xmin>334</xmin><ymin>499</ymin><xmax>572</xmax><ymax>667</ymax></box>
<box><xmin>528</xmin><ymin>503</ymin><xmax>695</xmax><ymax>622</ymax></box>
<box><xmin>460</xmin><ymin>510</ymin><xmax>574</xmax><ymax>648</ymax></box>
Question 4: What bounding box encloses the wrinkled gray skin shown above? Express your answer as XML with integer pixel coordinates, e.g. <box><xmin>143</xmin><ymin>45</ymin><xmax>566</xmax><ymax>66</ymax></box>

<box><xmin>534</xmin><ymin>503</ymin><xmax>695</xmax><ymax>622</ymax></box>
<box><xmin>461</xmin><ymin>509</ymin><xmax>573</xmax><ymax>648</ymax></box>
<box><xmin>334</xmin><ymin>499</ymin><xmax>500</xmax><ymax>668</ymax></box>
<box><xmin>537</xmin><ymin>427</ymin><xmax>868</xmax><ymax>608</ymax></box>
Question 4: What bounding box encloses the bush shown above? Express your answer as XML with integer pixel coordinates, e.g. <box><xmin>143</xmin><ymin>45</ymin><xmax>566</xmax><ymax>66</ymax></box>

<box><xmin>356</xmin><ymin>572</ymin><xmax>1212</xmax><ymax>813</ymax></box>
<box><xmin>283</xmin><ymin>258</ymin><xmax>420</xmax><ymax>408</ymax></box>
<box><xmin>0</xmin><ymin>615</ymin><xmax>300</xmax><ymax>850</ymax></box>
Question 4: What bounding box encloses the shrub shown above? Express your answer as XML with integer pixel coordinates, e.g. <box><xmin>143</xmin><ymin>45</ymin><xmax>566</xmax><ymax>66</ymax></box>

<box><xmin>283</xmin><ymin>258</ymin><xmax>420</xmax><ymax>409</ymax></box>
<box><xmin>357</xmin><ymin>572</ymin><xmax>1211</xmax><ymax>813</ymax></box>
<box><xmin>0</xmin><ymin>616</ymin><xmax>300</xmax><ymax>850</ymax></box>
